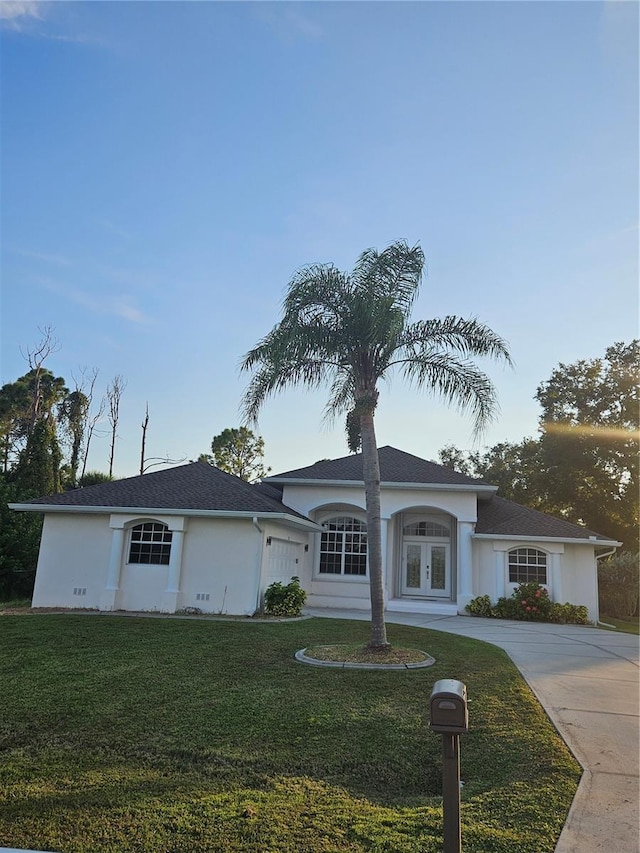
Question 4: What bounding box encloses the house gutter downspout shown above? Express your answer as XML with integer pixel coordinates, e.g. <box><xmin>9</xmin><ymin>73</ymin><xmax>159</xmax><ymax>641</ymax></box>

<box><xmin>252</xmin><ymin>517</ymin><xmax>263</xmax><ymax>614</ymax></box>
<box><xmin>595</xmin><ymin>546</ymin><xmax>618</xmax><ymax>628</ymax></box>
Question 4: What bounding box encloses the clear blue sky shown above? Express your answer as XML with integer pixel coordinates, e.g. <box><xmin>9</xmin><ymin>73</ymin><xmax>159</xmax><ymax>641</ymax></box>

<box><xmin>1</xmin><ymin>1</ymin><xmax>637</xmax><ymax>479</ymax></box>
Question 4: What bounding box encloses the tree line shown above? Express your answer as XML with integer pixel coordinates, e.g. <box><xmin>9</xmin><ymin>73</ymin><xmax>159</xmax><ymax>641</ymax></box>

<box><xmin>0</xmin><ymin>328</ymin><xmax>129</xmax><ymax>599</ymax></box>
<box><xmin>438</xmin><ymin>340</ymin><xmax>639</xmax><ymax>553</ymax></box>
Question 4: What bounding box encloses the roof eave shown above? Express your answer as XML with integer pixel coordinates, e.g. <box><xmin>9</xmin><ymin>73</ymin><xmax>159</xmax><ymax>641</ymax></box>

<box><xmin>8</xmin><ymin>503</ymin><xmax>320</xmax><ymax>531</ymax></box>
<box><xmin>266</xmin><ymin>478</ymin><xmax>497</xmax><ymax>493</ymax></box>
<box><xmin>472</xmin><ymin>532</ymin><xmax>622</xmax><ymax>547</ymax></box>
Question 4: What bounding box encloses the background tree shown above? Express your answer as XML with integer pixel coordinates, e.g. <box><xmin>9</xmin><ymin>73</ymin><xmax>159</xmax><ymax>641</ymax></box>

<box><xmin>439</xmin><ymin>340</ymin><xmax>639</xmax><ymax>550</ymax></box>
<box><xmin>535</xmin><ymin>340</ymin><xmax>638</xmax><ymax>550</ymax></box>
<box><xmin>21</xmin><ymin>326</ymin><xmax>60</xmax><ymax>434</ymax></box>
<box><xmin>106</xmin><ymin>375</ymin><xmax>127</xmax><ymax>478</ymax></box>
<box><xmin>439</xmin><ymin>439</ymin><xmax>545</xmax><ymax>508</ymax></box>
<box><xmin>59</xmin><ymin>389</ymin><xmax>89</xmax><ymax>487</ymax></box>
<box><xmin>0</xmin><ymin>475</ymin><xmax>43</xmax><ymax>600</ymax></box>
<box><xmin>242</xmin><ymin>240</ymin><xmax>511</xmax><ymax>648</ymax></box>
<box><xmin>0</xmin><ymin>369</ymin><xmax>68</xmax><ymax>470</ymax></box>
<box><xmin>0</xmin><ymin>376</ymin><xmax>32</xmax><ymax>472</ymax></box>
<box><xmin>203</xmin><ymin>427</ymin><xmax>270</xmax><ymax>482</ymax></box>
<box><xmin>78</xmin><ymin>470</ymin><xmax>113</xmax><ymax>487</ymax></box>
<box><xmin>139</xmin><ymin>403</ymin><xmax>187</xmax><ymax>474</ymax></box>
<box><xmin>79</xmin><ymin>370</ymin><xmax>105</xmax><ymax>482</ymax></box>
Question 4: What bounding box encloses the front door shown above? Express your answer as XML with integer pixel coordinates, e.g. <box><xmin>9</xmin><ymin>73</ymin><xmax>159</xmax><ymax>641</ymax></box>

<box><xmin>401</xmin><ymin>542</ymin><xmax>450</xmax><ymax>598</ymax></box>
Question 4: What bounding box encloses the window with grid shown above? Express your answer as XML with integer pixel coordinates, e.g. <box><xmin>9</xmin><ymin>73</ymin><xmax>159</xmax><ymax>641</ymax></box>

<box><xmin>508</xmin><ymin>548</ymin><xmax>547</xmax><ymax>584</ymax></box>
<box><xmin>403</xmin><ymin>520</ymin><xmax>449</xmax><ymax>537</ymax></box>
<box><xmin>128</xmin><ymin>522</ymin><xmax>173</xmax><ymax>565</ymax></box>
<box><xmin>319</xmin><ymin>517</ymin><xmax>367</xmax><ymax>576</ymax></box>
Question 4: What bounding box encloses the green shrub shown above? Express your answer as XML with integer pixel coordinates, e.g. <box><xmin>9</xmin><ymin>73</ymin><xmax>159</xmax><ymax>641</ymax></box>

<box><xmin>513</xmin><ymin>582</ymin><xmax>553</xmax><ymax>621</ymax></box>
<box><xmin>263</xmin><ymin>576</ymin><xmax>307</xmax><ymax>617</ymax></box>
<box><xmin>598</xmin><ymin>553</ymin><xmax>639</xmax><ymax>620</ymax></box>
<box><xmin>549</xmin><ymin>602</ymin><xmax>589</xmax><ymax>624</ymax></box>
<box><xmin>465</xmin><ymin>595</ymin><xmax>494</xmax><ymax>617</ymax></box>
<box><xmin>493</xmin><ymin>595</ymin><xmax>521</xmax><ymax>619</ymax></box>
<box><xmin>467</xmin><ymin>583</ymin><xmax>589</xmax><ymax>624</ymax></box>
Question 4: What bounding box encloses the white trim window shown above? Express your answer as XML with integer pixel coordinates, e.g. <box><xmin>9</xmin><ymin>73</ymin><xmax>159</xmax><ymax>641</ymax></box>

<box><xmin>508</xmin><ymin>547</ymin><xmax>547</xmax><ymax>585</ymax></box>
<box><xmin>319</xmin><ymin>516</ymin><xmax>367</xmax><ymax>577</ymax></box>
<box><xmin>128</xmin><ymin>522</ymin><xmax>173</xmax><ymax>565</ymax></box>
<box><xmin>403</xmin><ymin>520</ymin><xmax>450</xmax><ymax>537</ymax></box>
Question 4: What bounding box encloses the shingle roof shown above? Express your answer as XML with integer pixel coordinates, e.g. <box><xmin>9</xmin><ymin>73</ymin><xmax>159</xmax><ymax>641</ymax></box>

<box><xmin>268</xmin><ymin>446</ymin><xmax>491</xmax><ymax>487</ymax></box>
<box><xmin>476</xmin><ymin>495</ymin><xmax>615</xmax><ymax>542</ymax></box>
<box><xmin>18</xmin><ymin>454</ymin><xmax>618</xmax><ymax>543</ymax></box>
<box><xmin>23</xmin><ymin>462</ymin><xmax>307</xmax><ymax>518</ymax></box>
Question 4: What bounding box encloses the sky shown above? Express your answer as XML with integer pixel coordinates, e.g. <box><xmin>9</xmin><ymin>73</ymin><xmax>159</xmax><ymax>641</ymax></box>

<box><xmin>1</xmin><ymin>0</ymin><xmax>638</xmax><ymax>480</ymax></box>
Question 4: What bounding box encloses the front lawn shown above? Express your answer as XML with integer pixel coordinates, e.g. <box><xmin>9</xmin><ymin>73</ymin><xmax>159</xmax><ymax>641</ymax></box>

<box><xmin>0</xmin><ymin>615</ymin><xmax>579</xmax><ymax>852</ymax></box>
<box><xmin>599</xmin><ymin>615</ymin><xmax>640</xmax><ymax>635</ymax></box>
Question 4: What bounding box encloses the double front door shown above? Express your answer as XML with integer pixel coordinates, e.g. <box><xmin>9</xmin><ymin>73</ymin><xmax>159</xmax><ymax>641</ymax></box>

<box><xmin>401</xmin><ymin>541</ymin><xmax>450</xmax><ymax>598</ymax></box>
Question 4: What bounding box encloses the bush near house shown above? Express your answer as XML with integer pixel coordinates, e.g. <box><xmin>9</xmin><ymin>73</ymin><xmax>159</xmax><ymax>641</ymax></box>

<box><xmin>598</xmin><ymin>553</ymin><xmax>639</xmax><ymax>620</ymax></box>
<box><xmin>263</xmin><ymin>576</ymin><xmax>307</xmax><ymax>617</ymax></box>
<box><xmin>466</xmin><ymin>584</ymin><xmax>589</xmax><ymax>624</ymax></box>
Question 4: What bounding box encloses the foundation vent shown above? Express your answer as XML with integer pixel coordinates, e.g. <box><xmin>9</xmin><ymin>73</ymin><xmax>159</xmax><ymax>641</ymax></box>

<box><xmin>73</xmin><ymin>587</ymin><xmax>87</xmax><ymax>596</ymax></box>
<box><xmin>196</xmin><ymin>593</ymin><xmax>210</xmax><ymax>602</ymax></box>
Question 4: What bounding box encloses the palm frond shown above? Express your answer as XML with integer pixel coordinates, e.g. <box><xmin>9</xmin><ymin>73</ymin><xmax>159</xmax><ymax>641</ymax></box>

<box><xmin>352</xmin><ymin>240</ymin><xmax>425</xmax><ymax>315</ymax></box>
<box><xmin>398</xmin><ymin>351</ymin><xmax>500</xmax><ymax>435</ymax></box>
<box><xmin>396</xmin><ymin>317</ymin><xmax>513</xmax><ymax>366</ymax></box>
<box><xmin>321</xmin><ymin>370</ymin><xmax>356</xmax><ymax>426</ymax></box>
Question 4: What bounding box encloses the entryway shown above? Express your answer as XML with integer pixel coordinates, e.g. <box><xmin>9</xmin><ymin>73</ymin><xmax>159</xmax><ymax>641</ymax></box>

<box><xmin>401</xmin><ymin>541</ymin><xmax>450</xmax><ymax>597</ymax></box>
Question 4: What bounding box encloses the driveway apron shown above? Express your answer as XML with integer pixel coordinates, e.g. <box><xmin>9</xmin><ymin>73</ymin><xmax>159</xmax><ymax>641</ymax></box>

<box><xmin>305</xmin><ymin>608</ymin><xmax>640</xmax><ymax>853</ymax></box>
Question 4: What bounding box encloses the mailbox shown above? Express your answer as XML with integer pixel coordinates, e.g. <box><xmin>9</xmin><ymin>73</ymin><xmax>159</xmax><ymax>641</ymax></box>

<box><xmin>429</xmin><ymin>679</ymin><xmax>468</xmax><ymax>734</ymax></box>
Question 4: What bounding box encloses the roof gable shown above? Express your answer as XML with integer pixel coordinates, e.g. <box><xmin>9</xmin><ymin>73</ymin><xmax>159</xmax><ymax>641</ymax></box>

<box><xmin>23</xmin><ymin>462</ymin><xmax>306</xmax><ymax>517</ymax></box>
<box><xmin>268</xmin><ymin>446</ymin><xmax>490</xmax><ymax>487</ymax></box>
<box><xmin>476</xmin><ymin>495</ymin><xmax>616</xmax><ymax>542</ymax></box>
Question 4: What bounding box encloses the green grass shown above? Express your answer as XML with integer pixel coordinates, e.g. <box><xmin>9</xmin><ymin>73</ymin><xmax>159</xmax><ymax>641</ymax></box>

<box><xmin>599</xmin><ymin>615</ymin><xmax>640</xmax><ymax>634</ymax></box>
<box><xmin>0</xmin><ymin>615</ymin><xmax>580</xmax><ymax>852</ymax></box>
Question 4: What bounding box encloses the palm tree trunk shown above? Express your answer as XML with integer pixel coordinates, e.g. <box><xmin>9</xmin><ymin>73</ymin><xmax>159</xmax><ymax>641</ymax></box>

<box><xmin>360</xmin><ymin>409</ymin><xmax>389</xmax><ymax>649</ymax></box>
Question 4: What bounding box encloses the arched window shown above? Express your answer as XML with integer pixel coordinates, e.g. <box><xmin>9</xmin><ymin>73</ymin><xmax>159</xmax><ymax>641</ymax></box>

<box><xmin>128</xmin><ymin>522</ymin><xmax>173</xmax><ymax>565</ymax></box>
<box><xmin>508</xmin><ymin>548</ymin><xmax>547</xmax><ymax>584</ymax></box>
<box><xmin>403</xmin><ymin>520</ymin><xmax>449</xmax><ymax>537</ymax></box>
<box><xmin>319</xmin><ymin>516</ymin><xmax>367</xmax><ymax>576</ymax></box>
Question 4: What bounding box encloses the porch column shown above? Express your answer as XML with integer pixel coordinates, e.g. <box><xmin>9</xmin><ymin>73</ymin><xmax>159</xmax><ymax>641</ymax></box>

<box><xmin>161</xmin><ymin>528</ymin><xmax>185</xmax><ymax>613</ymax></box>
<box><xmin>550</xmin><ymin>552</ymin><xmax>562</xmax><ymax>603</ymax></box>
<box><xmin>494</xmin><ymin>549</ymin><xmax>506</xmax><ymax>601</ymax></box>
<box><xmin>380</xmin><ymin>517</ymin><xmax>390</xmax><ymax>606</ymax></box>
<box><xmin>99</xmin><ymin>526</ymin><xmax>125</xmax><ymax>611</ymax></box>
<box><xmin>457</xmin><ymin>521</ymin><xmax>474</xmax><ymax>613</ymax></box>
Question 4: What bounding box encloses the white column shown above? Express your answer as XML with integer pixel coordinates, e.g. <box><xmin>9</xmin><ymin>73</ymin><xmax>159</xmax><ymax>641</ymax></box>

<box><xmin>380</xmin><ymin>517</ymin><xmax>390</xmax><ymax>606</ymax></box>
<box><xmin>161</xmin><ymin>528</ymin><xmax>185</xmax><ymax>613</ymax></box>
<box><xmin>457</xmin><ymin>521</ymin><xmax>475</xmax><ymax>613</ymax></box>
<box><xmin>99</xmin><ymin>526</ymin><xmax>124</xmax><ymax>611</ymax></box>
<box><xmin>550</xmin><ymin>552</ymin><xmax>562</xmax><ymax>603</ymax></box>
<box><xmin>494</xmin><ymin>549</ymin><xmax>505</xmax><ymax>601</ymax></box>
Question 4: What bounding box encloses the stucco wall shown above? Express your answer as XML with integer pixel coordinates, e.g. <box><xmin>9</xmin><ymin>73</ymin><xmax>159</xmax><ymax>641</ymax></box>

<box><xmin>31</xmin><ymin>513</ymin><xmax>112</xmax><ymax>609</ymax></box>
<box><xmin>179</xmin><ymin>517</ymin><xmax>262</xmax><ymax>615</ymax></box>
<box><xmin>280</xmin><ymin>484</ymin><xmax>478</xmax><ymax>522</ymax></box>
<box><xmin>471</xmin><ymin>537</ymin><xmax>600</xmax><ymax>621</ymax></box>
<box><xmin>558</xmin><ymin>543</ymin><xmax>599</xmax><ymax>620</ymax></box>
<box><xmin>31</xmin><ymin>512</ymin><xmax>314</xmax><ymax>617</ymax></box>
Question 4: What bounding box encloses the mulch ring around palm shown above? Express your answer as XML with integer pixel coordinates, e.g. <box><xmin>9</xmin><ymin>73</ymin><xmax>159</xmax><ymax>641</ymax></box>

<box><xmin>296</xmin><ymin>642</ymin><xmax>435</xmax><ymax>669</ymax></box>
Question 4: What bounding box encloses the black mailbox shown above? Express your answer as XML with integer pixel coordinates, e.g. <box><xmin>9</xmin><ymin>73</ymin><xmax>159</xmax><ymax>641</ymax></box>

<box><xmin>429</xmin><ymin>679</ymin><xmax>468</xmax><ymax>734</ymax></box>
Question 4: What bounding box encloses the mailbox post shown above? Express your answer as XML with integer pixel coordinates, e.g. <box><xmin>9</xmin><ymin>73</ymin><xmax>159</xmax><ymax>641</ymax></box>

<box><xmin>429</xmin><ymin>679</ymin><xmax>468</xmax><ymax>853</ymax></box>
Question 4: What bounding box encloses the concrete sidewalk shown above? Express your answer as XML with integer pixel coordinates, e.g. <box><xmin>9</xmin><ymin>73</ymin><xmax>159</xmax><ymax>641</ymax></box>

<box><xmin>305</xmin><ymin>607</ymin><xmax>640</xmax><ymax>853</ymax></box>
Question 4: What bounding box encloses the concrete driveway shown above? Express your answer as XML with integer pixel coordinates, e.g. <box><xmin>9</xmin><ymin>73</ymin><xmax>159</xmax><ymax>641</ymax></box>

<box><xmin>305</xmin><ymin>608</ymin><xmax>640</xmax><ymax>853</ymax></box>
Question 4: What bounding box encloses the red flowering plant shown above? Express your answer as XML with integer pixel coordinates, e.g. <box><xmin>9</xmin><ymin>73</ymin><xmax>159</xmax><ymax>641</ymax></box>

<box><xmin>514</xmin><ymin>582</ymin><xmax>552</xmax><ymax>621</ymax></box>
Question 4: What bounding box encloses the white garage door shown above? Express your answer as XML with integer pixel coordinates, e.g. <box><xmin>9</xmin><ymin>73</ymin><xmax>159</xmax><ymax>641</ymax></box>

<box><xmin>266</xmin><ymin>539</ymin><xmax>300</xmax><ymax>586</ymax></box>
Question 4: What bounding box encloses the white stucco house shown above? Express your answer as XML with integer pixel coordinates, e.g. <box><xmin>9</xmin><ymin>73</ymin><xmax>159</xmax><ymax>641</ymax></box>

<box><xmin>11</xmin><ymin>447</ymin><xmax>620</xmax><ymax>622</ymax></box>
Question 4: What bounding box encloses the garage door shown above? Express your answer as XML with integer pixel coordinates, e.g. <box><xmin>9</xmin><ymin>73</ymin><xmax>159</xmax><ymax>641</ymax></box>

<box><xmin>266</xmin><ymin>539</ymin><xmax>300</xmax><ymax>586</ymax></box>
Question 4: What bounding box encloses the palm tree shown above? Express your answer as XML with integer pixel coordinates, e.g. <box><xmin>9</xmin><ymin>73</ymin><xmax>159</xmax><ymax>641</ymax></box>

<box><xmin>241</xmin><ymin>240</ymin><xmax>512</xmax><ymax>649</ymax></box>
